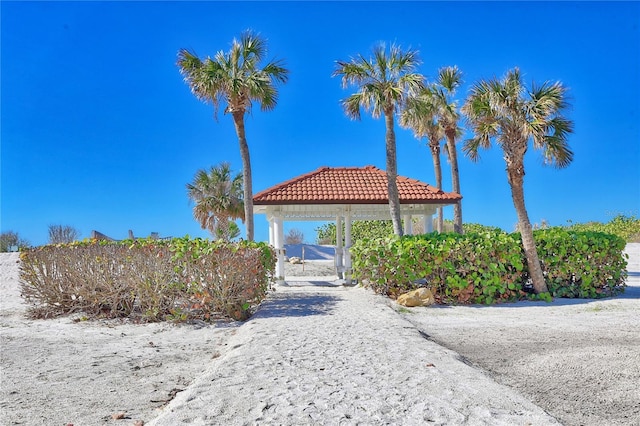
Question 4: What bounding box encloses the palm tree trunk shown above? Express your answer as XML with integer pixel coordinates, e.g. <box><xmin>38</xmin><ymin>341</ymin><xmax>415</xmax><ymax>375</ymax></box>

<box><xmin>429</xmin><ymin>141</ymin><xmax>444</xmax><ymax>233</ymax></box>
<box><xmin>232</xmin><ymin>112</ymin><xmax>254</xmax><ymax>241</ymax></box>
<box><xmin>507</xmin><ymin>166</ymin><xmax>548</xmax><ymax>294</ymax></box>
<box><xmin>445</xmin><ymin>130</ymin><xmax>463</xmax><ymax>233</ymax></box>
<box><xmin>384</xmin><ymin>110</ymin><xmax>403</xmax><ymax>237</ymax></box>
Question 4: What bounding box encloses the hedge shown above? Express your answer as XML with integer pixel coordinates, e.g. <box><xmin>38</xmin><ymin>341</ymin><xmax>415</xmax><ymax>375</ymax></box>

<box><xmin>351</xmin><ymin>229</ymin><xmax>627</xmax><ymax>304</ymax></box>
<box><xmin>19</xmin><ymin>238</ymin><xmax>275</xmax><ymax>321</ymax></box>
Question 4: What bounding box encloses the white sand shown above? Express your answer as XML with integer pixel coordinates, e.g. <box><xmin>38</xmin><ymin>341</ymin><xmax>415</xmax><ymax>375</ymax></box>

<box><xmin>0</xmin><ymin>253</ymin><xmax>240</xmax><ymax>425</ymax></box>
<box><xmin>400</xmin><ymin>243</ymin><xmax>640</xmax><ymax>426</ymax></box>
<box><xmin>1</xmin><ymin>245</ymin><xmax>638</xmax><ymax>425</ymax></box>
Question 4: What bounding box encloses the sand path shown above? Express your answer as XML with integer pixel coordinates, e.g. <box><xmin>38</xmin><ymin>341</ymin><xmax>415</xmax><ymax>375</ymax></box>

<box><xmin>149</xmin><ymin>282</ymin><xmax>558</xmax><ymax>425</ymax></box>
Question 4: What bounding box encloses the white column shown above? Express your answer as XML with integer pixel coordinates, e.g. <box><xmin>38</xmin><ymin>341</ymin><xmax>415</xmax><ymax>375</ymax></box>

<box><xmin>268</xmin><ymin>213</ymin><xmax>275</xmax><ymax>246</ymax></box>
<box><xmin>273</xmin><ymin>213</ymin><xmax>286</xmax><ymax>285</ymax></box>
<box><xmin>404</xmin><ymin>214</ymin><xmax>413</xmax><ymax>235</ymax></box>
<box><xmin>344</xmin><ymin>210</ymin><xmax>352</xmax><ymax>285</ymax></box>
<box><xmin>423</xmin><ymin>213</ymin><xmax>433</xmax><ymax>233</ymax></box>
<box><xmin>336</xmin><ymin>215</ymin><xmax>343</xmax><ymax>278</ymax></box>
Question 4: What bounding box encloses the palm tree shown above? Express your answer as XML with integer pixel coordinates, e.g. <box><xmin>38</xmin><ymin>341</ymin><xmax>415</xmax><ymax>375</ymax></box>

<box><xmin>186</xmin><ymin>162</ymin><xmax>244</xmax><ymax>241</ymax></box>
<box><xmin>334</xmin><ymin>43</ymin><xmax>424</xmax><ymax>236</ymax></box>
<box><xmin>400</xmin><ymin>90</ymin><xmax>445</xmax><ymax>232</ymax></box>
<box><xmin>462</xmin><ymin>68</ymin><xmax>574</xmax><ymax>294</ymax></box>
<box><xmin>432</xmin><ymin>66</ymin><xmax>464</xmax><ymax>233</ymax></box>
<box><xmin>177</xmin><ymin>30</ymin><xmax>289</xmax><ymax>241</ymax></box>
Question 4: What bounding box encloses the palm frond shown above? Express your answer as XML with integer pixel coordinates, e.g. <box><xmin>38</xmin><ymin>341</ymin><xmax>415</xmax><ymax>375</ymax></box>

<box><xmin>540</xmin><ymin>116</ymin><xmax>574</xmax><ymax>168</ymax></box>
<box><xmin>262</xmin><ymin>58</ymin><xmax>289</xmax><ymax>84</ymax></box>
<box><xmin>238</xmin><ymin>29</ymin><xmax>267</xmax><ymax>63</ymax></box>
<box><xmin>462</xmin><ymin>137</ymin><xmax>485</xmax><ymax>162</ymax></box>
<box><xmin>437</xmin><ymin>66</ymin><xmax>462</xmax><ymax>92</ymax></box>
<box><xmin>342</xmin><ymin>93</ymin><xmax>363</xmax><ymax>120</ymax></box>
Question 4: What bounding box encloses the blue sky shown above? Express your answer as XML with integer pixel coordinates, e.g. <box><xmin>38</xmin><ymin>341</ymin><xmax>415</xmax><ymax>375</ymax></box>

<box><xmin>2</xmin><ymin>1</ymin><xmax>639</xmax><ymax>246</ymax></box>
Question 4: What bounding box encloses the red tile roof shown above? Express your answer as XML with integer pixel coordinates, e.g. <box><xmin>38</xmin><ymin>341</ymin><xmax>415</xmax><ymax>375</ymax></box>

<box><xmin>253</xmin><ymin>166</ymin><xmax>462</xmax><ymax>205</ymax></box>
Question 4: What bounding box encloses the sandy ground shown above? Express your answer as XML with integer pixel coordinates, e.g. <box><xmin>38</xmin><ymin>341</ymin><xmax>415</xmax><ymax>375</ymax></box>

<box><xmin>0</xmin><ymin>253</ymin><xmax>241</xmax><ymax>425</ymax></box>
<box><xmin>401</xmin><ymin>243</ymin><xmax>640</xmax><ymax>426</ymax></box>
<box><xmin>1</xmin><ymin>245</ymin><xmax>638</xmax><ymax>425</ymax></box>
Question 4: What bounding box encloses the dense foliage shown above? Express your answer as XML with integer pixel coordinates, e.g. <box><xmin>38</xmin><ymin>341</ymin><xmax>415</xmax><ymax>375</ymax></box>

<box><xmin>315</xmin><ymin>221</ymin><xmax>395</xmax><ymax>244</ymax></box>
<box><xmin>19</xmin><ymin>238</ymin><xmax>275</xmax><ymax>322</ymax></box>
<box><xmin>316</xmin><ymin>220</ymin><xmax>500</xmax><ymax>244</ymax></box>
<box><xmin>316</xmin><ymin>215</ymin><xmax>639</xmax><ymax>245</ymax></box>
<box><xmin>535</xmin><ymin>228</ymin><xmax>628</xmax><ymax>298</ymax></box>
<box><xmin>351</xmin><ymin>229</ymin><xmax>627</xmax><ymax>304</ymax></box>
<box><xmin>567</xmin><ymin>214</ymin><xmax>640</xmax><ymax>243</ymax></box>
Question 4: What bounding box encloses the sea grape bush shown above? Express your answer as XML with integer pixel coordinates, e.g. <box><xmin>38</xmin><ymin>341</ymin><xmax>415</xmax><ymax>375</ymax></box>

<box><xmin>19</xmin><ymin>238</ymin><xmax>275</xmax><ymax>321</ymax></box>
<box><xmin>315</xmin><ymin>220</ymin><xmax>395</xmax><ymax>245</ymax></box>
<box><xmin>316</xmin><ymin>220</ymin><xmax>506</xmax><ymax>245</ymax></box>
<box><xmin>351</xmin><ymin>229</ymin><xmax>627</xmax><ymax>304</ymax></box>
<box><xmin>533</xmin><ymin>228</ymin><xmax>628</xmax><ymax>298</ymax></box>
<box><xmin>567</xmin><ymin>214</ymin><xmax>640</xmax><ymax>243</ymax></box>
<box><xmin>351</xmin><ymin>231</ymin><xmax>524</xmax><ymax>304</ymax></box>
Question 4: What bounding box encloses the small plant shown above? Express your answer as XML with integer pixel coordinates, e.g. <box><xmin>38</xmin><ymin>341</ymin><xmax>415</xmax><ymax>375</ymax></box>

<box><xmin>48</xmin><ymin>224</ymin><xmax>80</xmax><ymax>244</ymax></box>
<box><xmin>0</xmin><ymin>231</ymin><xmax>30</xmax><ymax>252</ymax></box>
<box><xmin>285</xmin><ymin>228</ymin><xmax>304</xmax><ymax>244</ymax></box>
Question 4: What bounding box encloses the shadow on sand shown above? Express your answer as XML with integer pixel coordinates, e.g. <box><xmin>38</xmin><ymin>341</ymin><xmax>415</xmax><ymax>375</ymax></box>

<box><xmin>254</xmin><ymin>291</ymin><xmax>340</xmax><ymax>318</ymax></box>
<box><xmin>427</xmin><ymin>283</ymin><xmax>640</xmax><ymax>311</ymax></box>
<box><xmin>285</xmin><ymin>280</ymin><xmax>341</xmax><ymax>287</ymax></box>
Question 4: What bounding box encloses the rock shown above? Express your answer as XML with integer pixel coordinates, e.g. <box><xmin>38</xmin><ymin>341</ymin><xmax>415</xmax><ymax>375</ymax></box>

<box><xmin>289</xmin><ymin>256</ymin><xmax>303</xmax><ymax>264</ymax></box>
<box><xmin>397</xmin><ymin>288</ymin><xmax>435</xmax><ymax>307</ymax></box>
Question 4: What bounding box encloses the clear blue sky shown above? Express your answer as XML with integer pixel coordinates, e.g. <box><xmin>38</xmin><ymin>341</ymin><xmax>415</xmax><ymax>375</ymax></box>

<box><xmin>2</xmin><ymin>1</ymin><xmax>639</xmax><ymax>246</ymax></box>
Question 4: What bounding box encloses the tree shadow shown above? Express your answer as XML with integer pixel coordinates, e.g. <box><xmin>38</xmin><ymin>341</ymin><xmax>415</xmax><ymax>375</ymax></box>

<box><xmin>253</xmin><ymin>291</ymin><xmax>340</xmax><ymax>318</ymax></box>
<box><xmin>285</xmin><ymin>280</ymin><xmax>342</xmax><ymax>287</ymax></box>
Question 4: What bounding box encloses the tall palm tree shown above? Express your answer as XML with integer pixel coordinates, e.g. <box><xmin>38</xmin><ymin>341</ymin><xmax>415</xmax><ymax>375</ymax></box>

<box><xmin>334</xmin><ymin>43</ymin><xmax>425</xmax><ymax>236</ymax></box>
<box><xmin>177</xmin><ymin>30</ymin><xmax>289</xmax><ymax>241</ymax></box>
<box><xmin>432</xmin><ymin>66</ymin><xmax>464</xmax><ymax>233</ymax></box>
<box><xmin>186</xmin><ymin>162</ymin><xmax>244</xmax><ymax>241</ymax></box>
<box><xmin>400</xmin><ymin>90</ymin><xmax>445</xmax><ymax>232</ymax></box>
<box><xmin>462</xmin><ymin>68</ymin><xmax>574</xmax><ymax>294</ymax></box>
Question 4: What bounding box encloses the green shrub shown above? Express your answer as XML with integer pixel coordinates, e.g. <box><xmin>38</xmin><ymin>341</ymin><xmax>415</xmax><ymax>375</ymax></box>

<box><xmin>462</xmin><ymin>223</ymin><xmax>505</xmax><ymax>234</ymax></box>
<box><xmin>351</xmin><ymin>229</ymin><xmax>627</xmax><ymax>304</ymax></box>
<box><xmin>19</xmin><ymin>238</ymin><xmax>275</xmax><ymax>322</ymax></box>
<box><xmin>532</xmin><ymin>228</ymin><xmax>627</xmax><ymax>298</ymax></box>
<box><xmin>567</xmin><ymin>214</ymin><xmax>640</xmax><ymax>242</ymax></box>
<box><xmin>352</xmin><ymin>231</ymin><xmax>523</xmax><ymax>304</ymax></box>
<box><xmin>315</xmin><ymin>220</ymin><xmax>395</xmax><ymax>245</ymax></box>
<box><xmin>316</xmin><ymin>220</ymin><xmax>506</xmax><ymax>245</ymax></box>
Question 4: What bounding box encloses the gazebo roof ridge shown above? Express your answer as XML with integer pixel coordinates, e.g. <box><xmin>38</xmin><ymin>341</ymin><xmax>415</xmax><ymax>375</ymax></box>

<box><xmin>253</xmin><ymin>165</ymin><xmax>461</xmax><ymax>205</ymax></box>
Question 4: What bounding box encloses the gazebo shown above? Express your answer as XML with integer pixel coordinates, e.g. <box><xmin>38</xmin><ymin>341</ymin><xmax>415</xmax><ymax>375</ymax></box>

<box><xmin>253</xmin><ymin>166</ymin><xmax>462</xmax><ymax>284</ymax></box>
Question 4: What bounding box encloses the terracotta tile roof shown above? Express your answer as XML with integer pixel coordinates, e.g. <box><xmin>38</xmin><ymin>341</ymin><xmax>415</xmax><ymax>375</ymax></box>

<box><xmin>253</xmin><ymin>166</ymin><xmax>462</xmax><ymax>205</ymax></box>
